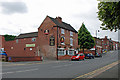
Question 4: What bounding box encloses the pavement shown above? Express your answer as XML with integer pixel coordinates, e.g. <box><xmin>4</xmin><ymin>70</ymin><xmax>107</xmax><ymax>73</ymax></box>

<box><xmin>1</xmin><ymin>50</ymin><xmax>119</xmax><ymax>80</ymax></box>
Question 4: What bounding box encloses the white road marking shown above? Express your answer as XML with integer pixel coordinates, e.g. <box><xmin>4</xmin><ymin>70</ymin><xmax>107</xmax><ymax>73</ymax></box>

<box><xmin>2</xmin><ymin>68</ymin><xmax>39</xmax><ymax>75</ymax></box>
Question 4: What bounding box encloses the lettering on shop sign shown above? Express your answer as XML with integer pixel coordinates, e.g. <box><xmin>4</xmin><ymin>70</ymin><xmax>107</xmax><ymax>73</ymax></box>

<box><xmin>26</xmin><ymin>44</ymin><xmax>35</xmax><ymax>47</ymax></box>
<box><xmin>50</xmin><ymin>36</ymin><xmax>55</xmax><ymax>46</ymax></box>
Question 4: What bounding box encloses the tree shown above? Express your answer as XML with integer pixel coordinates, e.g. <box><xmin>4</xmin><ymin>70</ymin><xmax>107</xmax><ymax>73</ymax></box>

<box><xmin>4</xmin><ymin>34</ymin><xmax>16</xmax><ymax>41</ymax></box>
<box><xmin>97</xmin><ymin>2</ymin><xmax>120</xmax><ymax>32</ymax></box>
<box><xmin>78</xmin><ymin>23</ymin><xmax>95</xmax><ymax>53</ymax></box>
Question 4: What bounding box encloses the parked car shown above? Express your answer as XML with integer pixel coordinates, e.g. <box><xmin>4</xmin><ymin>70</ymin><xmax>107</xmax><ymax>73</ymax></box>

<box><xmin>102</xmin><ymin>49</ymin><xmax>107</xmax><ymax>54</ymax></box>
<box><xmin>85</xmin><ymin>53</ymin><xmax>94</xmax><ymax>59</ymax></box>
<box><xmin>95</xmin><ymin>53</ymin><xmax>102</xmax><ymax>57</ymax></box>
<box><xmin>0</xmin><ymin>51</ymin><xmax>7</xmax><ymax>56</ymax></box>
<box><xmin>71</xmin><ymin>53</ymin><xmax>85</xmax><ymax>61</ymax></box>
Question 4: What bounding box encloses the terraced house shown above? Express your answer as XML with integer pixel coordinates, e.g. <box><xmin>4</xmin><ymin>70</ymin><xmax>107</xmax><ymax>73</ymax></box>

<box><xmin>4</xmin><ymin>16</ymin><xmax>79</xmax><ymax>61</ymax></box>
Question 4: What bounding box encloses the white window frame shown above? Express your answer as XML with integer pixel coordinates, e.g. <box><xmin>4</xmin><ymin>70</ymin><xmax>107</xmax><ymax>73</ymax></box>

<box><xmin>32</xmin><ymin>38</ymin><xmax>36</xmax><ymax>42</ymax></box>
<box><xmin>70</xmin><ymin>31</ymin><xmax>73</xmax><ymax>36</ymax></box>
<box><xmin>70</xmin><ymin>38</ymin><xmax>73</xmax><ymax>46</ymax></box>
<box><xmin>68</xmin><ymin>50</ymin><xmax>74</xmax><ymax>55</ymax></box>
<box><xmin>58</xmin><ymin>48</ymin><xmax>66</xmax><ymax>56</ymax></box>
<box><xmin>61</xmin><ymin>28</ymin><xmax>64</xmax><ymax>34</ymax></box>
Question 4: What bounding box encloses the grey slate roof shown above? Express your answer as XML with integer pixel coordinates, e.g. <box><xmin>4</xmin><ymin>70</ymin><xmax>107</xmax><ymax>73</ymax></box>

<box><xmin>48</xmin><ymin>16</ymin><xmax>78</xmax><ymax>33</ymax></box>
<box><xmin>16</xmin><ymin>32</ymin><xmax>38</xmax><ymax>39</ymax></box>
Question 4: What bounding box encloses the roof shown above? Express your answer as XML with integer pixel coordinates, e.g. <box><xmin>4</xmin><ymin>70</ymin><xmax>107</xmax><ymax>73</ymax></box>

<box><xmin>48</xmin><ymin>16</ymin><xmax>78</xmax><ymax>33</ymax></box>
<box><xmin>16</xmin><ymin>32</ymin><xmax>38</xmax><ymax>39</ymax></box>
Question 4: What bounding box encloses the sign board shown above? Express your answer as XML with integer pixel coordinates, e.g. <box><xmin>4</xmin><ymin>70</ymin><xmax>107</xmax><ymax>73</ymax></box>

<box><xmin>44</xmin><ymin>30</ymin><xmax>49</xmax><ymax>35</ymax></box>
<box><xmin>50</xmin><ymin>36</ymin><xmax>55</xmax><ymax>46</ymax></box>
<box><xmin>26</xmin><ymin>44</ymin><xmax>35</xmax><ymax>47</ymax></box>
<box><xmin>60</xmin><ymin>37</ymin><xmax>64</xmax><ymax>43</ymax></box>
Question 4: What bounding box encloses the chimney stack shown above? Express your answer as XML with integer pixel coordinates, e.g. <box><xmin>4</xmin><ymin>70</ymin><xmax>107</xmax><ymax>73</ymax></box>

<box><xmin>56</xmin><ymin>16</ymin><xmax>62</xmax><ymax>23</ymax></box>
<box><xmin>105</xmin><ymin>36</ymin><xmax>108</xmax><ymax>39</ymax></box>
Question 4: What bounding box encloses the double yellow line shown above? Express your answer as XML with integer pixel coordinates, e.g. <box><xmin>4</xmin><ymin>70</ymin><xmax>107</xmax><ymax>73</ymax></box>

<box><xmin>72</xmin><ymin>60</ymin><xmax>119</xmax><ymax>80</ymax></box>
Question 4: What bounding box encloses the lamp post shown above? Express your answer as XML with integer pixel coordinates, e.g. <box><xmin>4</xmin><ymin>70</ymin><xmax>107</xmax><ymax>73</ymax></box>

<box><xmin>95</xmin><ymin>30</ymin><xmax>100</xmax><ymax>55</ymax></box>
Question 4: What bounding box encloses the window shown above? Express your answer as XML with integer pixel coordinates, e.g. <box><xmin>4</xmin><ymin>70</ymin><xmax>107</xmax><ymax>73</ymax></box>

<box><xmin>16</xmin><ymin>39</ymin><xmax>18</xmax><ymax>43</ymax></box>
<box><xmin>70</xmin><ymin>31</ymin><xmax>73</xmax><ymax>36</ymax></box>
<box><xmin>61</xmin><ymin>28</ymin><xmax>64</xmax><ymax>34</ymax></box>
<box><xmin>58</xmin><ymin>49</ymin><xmax>66</xmax><ymax>56</ymax></box>
<box><xmin>70</xmin><ymin>38</ymin><xmax>73</xmax><ymax>46</ymax></box>
<box><xmin>32</xmin><ymin>38</ymin><xmax>36</xmax><ymax>42</ymax></box>
<box><xmin>68</xmin><ymin>50</ymin><xmax>74</xmax><ymax>55</ymax></box>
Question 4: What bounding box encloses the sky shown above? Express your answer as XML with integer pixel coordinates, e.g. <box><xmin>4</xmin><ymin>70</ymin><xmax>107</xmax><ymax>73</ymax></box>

<box><xmin>0</xmin><ymin>0</ymin><xmax>119</xmax><ymax>41</ymax></box>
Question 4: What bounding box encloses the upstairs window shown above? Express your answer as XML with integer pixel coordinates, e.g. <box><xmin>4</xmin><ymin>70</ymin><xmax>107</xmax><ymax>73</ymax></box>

<box><xmin>32</xmin><ymin>38</ymin><xmax>36</xmax><ymax>42</ymax></box>
<box><xmin>70</xmin><ymin>31</ymin><xmax>73</xmax><ymax>36</ymax></box>
<box><xmin>61</xmin><ymin>28</ymin><xmax>64</xmax><ymax>34</ymax></box>
<box><xmin>70</xmin><ymin>38</ymin><xmax>73</xmax><ymax>46</ymax></box>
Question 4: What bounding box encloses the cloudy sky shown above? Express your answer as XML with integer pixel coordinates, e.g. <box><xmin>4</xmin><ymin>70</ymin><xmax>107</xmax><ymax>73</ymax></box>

<box><xmin>0</xmin><ymin>0</ymin><xmax>119</xmax><ymax>41</ymax></box>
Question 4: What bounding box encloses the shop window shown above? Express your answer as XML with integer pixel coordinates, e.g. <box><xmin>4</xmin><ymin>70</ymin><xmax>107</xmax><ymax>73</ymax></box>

<box><xmin>61</xmin><ymin>28</ymin><xmax>64</xmax><ymax>34</ymax></box>
<box><xmin>70</xmin><ymin>31</ymin><xmax>73</xmax><ymax>36</ymax></box>
<box><xmin>58</xmin><ymin>49</ymin><xmax>66</xmax><ymax>56</ymax></box>
<box><xmin>68</xmin><ymin>50</ymin><xmax>74</xmax><ymax>55</ymax></box>
<box><xmin>70</xmin><ymin>38</ymin><xmax>73</xmax><ymax>46</ymax></box>
<box><xmin>32</xmin><ymin>38</ymin><xmax>36</xmax><ymax>42</ymax></box>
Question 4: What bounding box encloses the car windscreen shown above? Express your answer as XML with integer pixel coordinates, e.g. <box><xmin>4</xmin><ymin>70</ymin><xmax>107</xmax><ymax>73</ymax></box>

<box><xmin>74</xmin><ymin>54</ymin><xmax>79</xmax><ymax>56</ymax></box>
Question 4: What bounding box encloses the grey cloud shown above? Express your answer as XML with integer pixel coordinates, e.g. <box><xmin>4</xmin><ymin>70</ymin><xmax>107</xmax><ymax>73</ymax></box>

<box><xmin>0</xmin><ymin>2</ymin><xmax>28</xmax><ymax>14</ymax></box>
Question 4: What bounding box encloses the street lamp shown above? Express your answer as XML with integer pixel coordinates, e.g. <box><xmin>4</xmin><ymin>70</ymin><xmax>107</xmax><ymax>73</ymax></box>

<box><xmin>95</xmin><ymin>30</ymin><xmax>100</xmax><ymax>55</ymax></box>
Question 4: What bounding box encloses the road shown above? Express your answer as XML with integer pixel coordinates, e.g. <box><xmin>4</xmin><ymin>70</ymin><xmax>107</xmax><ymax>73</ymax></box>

<box><xmin>1</xmin><ymin>50</ymin><xmax>119</xmax><ymax>79</ymax></box>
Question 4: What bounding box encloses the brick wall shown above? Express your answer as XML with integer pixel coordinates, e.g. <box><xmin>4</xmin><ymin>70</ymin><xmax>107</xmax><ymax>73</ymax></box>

<box><xmin>38</xmin><ymin>16</ymin><xmax>57</xmax><ymax>60</ymax></box>
<box><xmin>5</xmin><ymin>37</ymin><xmax>39</xmax><ymax>57</ymax></box>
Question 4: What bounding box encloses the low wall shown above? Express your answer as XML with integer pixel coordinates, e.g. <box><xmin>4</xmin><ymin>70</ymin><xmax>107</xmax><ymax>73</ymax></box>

<box><xmin>79</xmin><ymin>50</ymin><xmax>95</xmax><ymax>55</ymax></box>
<box><xmin>58</xmin><ymin>55</ymin><xmax>72</xmax><ymax>60</ymax></box>
<box><xmin>7</xmin><ymin>56</ymin><xmax>42</xmax><ymax>62</ymax></box>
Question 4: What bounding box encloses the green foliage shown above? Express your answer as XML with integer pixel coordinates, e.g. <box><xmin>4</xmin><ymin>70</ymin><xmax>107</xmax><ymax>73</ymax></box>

<box><xmin>78</xmin><ymin>23</ymin><xmax>95</xmax><ymax>51</ymax></box>
<box><xmin>97</xmin><ymin>2</ymin><xmax>120</xmax><ymax>32</ymax></box>
<box><xmin>4</xmin><ymin>34</ymin><xmax>16</xmax><ymax>41</ymax></box>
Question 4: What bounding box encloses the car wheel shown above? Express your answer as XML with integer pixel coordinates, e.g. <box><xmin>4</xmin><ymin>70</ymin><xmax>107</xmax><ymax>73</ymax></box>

<box><xmin>83</xmin><ymin>58</ymin><xmax>85</xmax><ymax>60</ymax></box>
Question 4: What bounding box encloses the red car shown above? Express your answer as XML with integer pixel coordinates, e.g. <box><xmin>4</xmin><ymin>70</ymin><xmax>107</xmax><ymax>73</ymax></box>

<box><xmin>71</xmin><ymin>53</ymin><xmax>85</xmax><ymax>61</ymax></box>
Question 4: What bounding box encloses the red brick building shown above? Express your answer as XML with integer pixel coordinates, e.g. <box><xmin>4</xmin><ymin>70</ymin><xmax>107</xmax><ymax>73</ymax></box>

<box><xmin>101</xmin><ymin>36</ymin><xmax>110</xmax><ymax>51</ymax></box>
<box><xmin>94</xmin><ymin>37</ymin><xmax>103</xmax><ymax>54</ymax></box>
<box><xmin>4</xmin><ymin>16</ymin><xmax>79</xmax><ymax>61</ymax></box>
<box><xmin>113</xmin><ymin>41</ymin><xmax>119</xmax><ymax>50</ymax></box>
<box><xmin>38</xmin><ymin>16</ymin><xmax>78</xmax><ymax>60</ymax></box>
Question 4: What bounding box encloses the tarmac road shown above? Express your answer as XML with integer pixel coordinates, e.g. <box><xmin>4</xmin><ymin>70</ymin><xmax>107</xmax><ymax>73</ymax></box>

<box><xmin>1</xmin><ymin>50</ymin><xmax>119</xmax><ymax>79</ymax></box>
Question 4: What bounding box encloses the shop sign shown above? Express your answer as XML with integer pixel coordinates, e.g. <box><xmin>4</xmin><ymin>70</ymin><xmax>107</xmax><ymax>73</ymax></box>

<box><xmin>60</xmin><ymin>37</ymin><xmax>64</xmax><ymax>43</ymax></box>
<box><xmin>44</xmin><ymin>30</ymin><xmax>49</xmax><ymax>35</ymax></box>
<box><xmin>50</xmin><ymin>36</ymin><xmax>55</xmax><ymax>46</ymax></box>
<box><xmin>26</xmin><ymin>44</ymin><xmax>35</xmax><ymax>47</ymax></box>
